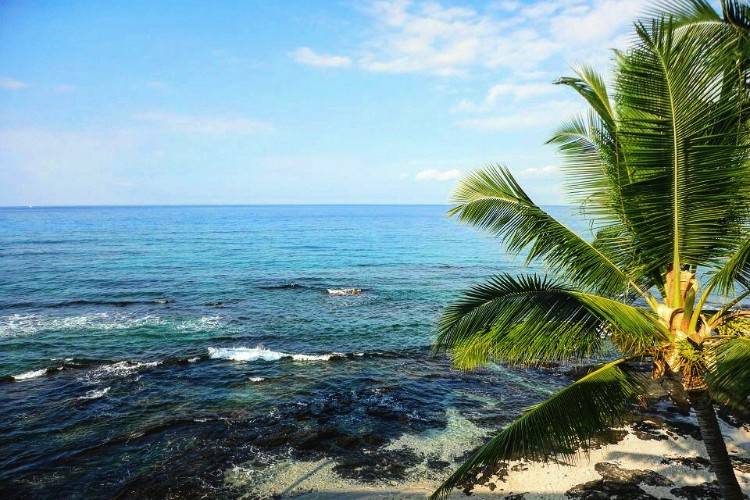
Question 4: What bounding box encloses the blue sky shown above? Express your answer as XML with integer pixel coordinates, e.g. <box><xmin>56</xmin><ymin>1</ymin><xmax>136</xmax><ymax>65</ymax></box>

<box><xmin>0</xmin><ymin>0</ymin><xmax>650</xmax><ymax>206</ymax></box>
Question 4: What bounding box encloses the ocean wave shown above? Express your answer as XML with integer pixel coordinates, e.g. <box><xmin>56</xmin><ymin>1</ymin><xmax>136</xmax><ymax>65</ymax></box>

<box><xmin>258</xmin><ymin>282</ymin><xmax>306</xmax><ymax>290</ymax></box>
<box><xmin>0</xmin><ymin>312</ymin><xmax>223</xmax><ymax>337</ymax></box>
<box><xmin>208</xmin><ymin>346</ymin><xmax>344</xmax><ymax>363</ymax></box>
<box><xmin>78</xmin><ymin>387</ymin><xmax>110</xmax><ymax>400</ymax></box>
<box><xmin>2</xmin><ymin>298</ymin><xmax>174</xmax><ymax>309</ymax></box>
<box><xmin>83</xmin><ymin>360</ymin><xmax>161</xmax><ymax>380</ymax></box>
<box><xmin>248</xmin><ymin>377</ymin><xmax>265</xmax><ymax>383</ymax></box>
<box><xmin>3</xmin><ymin>354</ymin><xmax>202</xmax><ymax>385</ymax></box>
<box><xmin>174</xmin><ymin>315</ymin><xmax>222</xmax><ymax>331</ymax></box>
<box><xmin>12</xmin><ymin>368</ymin><xmax>48</xmax><ymax>381</ymax></box>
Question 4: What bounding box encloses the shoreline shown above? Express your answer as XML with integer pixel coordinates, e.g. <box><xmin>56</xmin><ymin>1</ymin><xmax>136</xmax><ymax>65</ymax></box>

<box><xmin>240</xmin><ymin>399</ymin><xmax>750</xmax><ymax>498</ymax></box>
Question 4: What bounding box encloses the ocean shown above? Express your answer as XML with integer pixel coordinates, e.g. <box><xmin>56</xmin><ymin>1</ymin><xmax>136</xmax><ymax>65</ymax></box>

<box><xmin>0</xmin><ymin>205</ymin><xmax>583</xmax><ymax>498</ymax></box>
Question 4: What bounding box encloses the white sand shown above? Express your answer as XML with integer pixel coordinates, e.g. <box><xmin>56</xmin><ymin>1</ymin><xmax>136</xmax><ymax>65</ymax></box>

<box><xmin>226</xmin><ymin>409</ymin><xmax>750</xmax><ymax>498</ymax></box>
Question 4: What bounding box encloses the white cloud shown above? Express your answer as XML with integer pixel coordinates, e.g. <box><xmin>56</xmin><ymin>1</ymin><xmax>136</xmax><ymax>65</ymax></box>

<box><xmin>457</xmin><ymin>99</ymin><xmax>581</xmax><ymax>131</ymax></box>
<box><xmin>0</xmin><ymin>77</ymin><xmax>28</xmax><ymax>90</ymax></box>
<box><xmin>486</xmin><ymin>82</ymin><xmax>557</xmax><ymax>101</ymax></box>
<box><xmin>292</xmin><ymin>47</ymin><xmax>352</xmax><ymax>68</ymax></box>
<box><xmin>356</xmin><ymin>1</ymin><xmax>556</xmax><ymax>76</ymax></box>
<box><xmin>133</xmin><ymin>112</ymin><xmax>273</xmax><ymax>135</ymax></box>
<box><xmin>294</xmin><ymin>0</ymin><xmax>648</xmax><ymax>78</ymax></box>
<box><xmin>549</xmin><ymin>0</ymin><xmax>647</xmax><ymax>45</ymax></box>
<box><xmin>415</xmin><ymin>168</ymin><xmax>462</xmax><ymax>181</ymax></box>
<box><xmin>517</xmin><ymin>164</ymin><xmax>559</xmax><ymax>177</ymax></box>
<box><xmin>452</xmin><ymin>80</ymin><xmax>560</xmax><ymax>113</ymax></box>
<box><xmin>495</xmin><ymin>1</ymin><xmax>521</xmax><ymax>12</ymax></box>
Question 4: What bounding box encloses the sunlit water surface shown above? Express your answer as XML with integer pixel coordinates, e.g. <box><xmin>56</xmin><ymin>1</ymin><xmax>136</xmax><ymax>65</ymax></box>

<box><xmin>0</xmin><ymin>205</ymin><xmax>584</xmax><ymax>498</ymax></box>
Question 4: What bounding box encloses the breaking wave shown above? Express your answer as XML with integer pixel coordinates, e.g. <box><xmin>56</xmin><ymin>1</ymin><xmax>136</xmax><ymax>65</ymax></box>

<box><xmin>12</xmin><ymin>368</ymin><xmax>48</xmax><ymax>381</ymax></box>
<box><xmin>0</xmin><ymin>312</ymin><xmax>223</xmax><ymax>337</ymax></box>
<box><xmin>78</xmin><ymin>387</ymin><xmax>111</xmax><ymax>400</ymax></box>
<box><xmin>208</xmin><ymin>346</ymin><xmax>347</xmax><ymax>362</ymax></box>
<box><xmin>82</xmin><ymin>360</ymin><xmax>161</xmax><ymax>381</ymax></box>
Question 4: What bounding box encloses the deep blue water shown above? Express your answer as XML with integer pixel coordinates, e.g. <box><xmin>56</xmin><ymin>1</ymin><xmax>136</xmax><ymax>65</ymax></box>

<box><xmin>0</xmin><ymin>205</ymin><xmax>582</xmax><ymax>498</ymax></box>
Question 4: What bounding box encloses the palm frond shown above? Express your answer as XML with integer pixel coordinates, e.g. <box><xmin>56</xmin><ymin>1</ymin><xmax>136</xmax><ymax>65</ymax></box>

<box><xmin>449</xmin><ymin>166</ymin><xmax>642</xmax><ymax>296</ymax></box>
<box><xmin>711</xmin><ymin>237</ymin><xmax>750</xmax><ymax>296</ymax></box>
<box><xmin>429</xmin><ymin>359</ymin><xmax>643</xmax><ymax>499</ymax></box>
<box><xmin>592</xmin><ymin>224</ymin><xmax>657</xmax><ymax>291</ymax></box>
<box><xmin>649</xmin><ymin>0</ymin><xmax>721</xmax><ymax>24</ymax></box>
<box><xmin>706</xmin><ymin>335</ymin><xmax>750</xmax><ymax>411</ymax></box>
<box><xmin>435</xmin><ymin>274</ymin><xmax>664</xmax><ymax>369</ymax></box>
<box><xmin>555</xmin><ymin>65</ymin><xmax>616</xmax><ymax>129</ymax></box>
<box><xmin>615</xmin><ymin>18</ymin><xmax>750</xmax><ymax>283</ymax></box>
<box><xmin>550</xmin><ymin>66</ymin><xmax>628</xmax><ymax>228</ymax></box>
<box><xmin>548</xmin><ymin>114</ymin><xmax>623</xmax><ymax>225</ymax></box>
<box><xmin>652</xmin><ymin>0</ymin><xmax>750</xmax><ymax>34</ymax></box>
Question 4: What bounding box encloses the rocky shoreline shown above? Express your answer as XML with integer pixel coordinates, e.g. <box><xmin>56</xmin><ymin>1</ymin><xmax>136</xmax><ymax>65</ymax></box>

<box><xmin>236</xmin><ymin>377</ymin><xmax>750</xmax><ymax>499</ymax></box>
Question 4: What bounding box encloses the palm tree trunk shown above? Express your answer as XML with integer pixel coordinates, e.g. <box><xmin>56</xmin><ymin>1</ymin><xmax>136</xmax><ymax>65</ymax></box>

<box><xmin>688</xmin><ymin>389</ymin><xmax>744</xmax><ymax>499</ymax></box>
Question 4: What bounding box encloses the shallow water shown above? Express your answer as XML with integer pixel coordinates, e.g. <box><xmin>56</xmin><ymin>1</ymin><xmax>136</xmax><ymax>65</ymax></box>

<box><xmin>0</xmin><ymin>205</ymin><xmax>582</xmax><ymax>498</ymax></box>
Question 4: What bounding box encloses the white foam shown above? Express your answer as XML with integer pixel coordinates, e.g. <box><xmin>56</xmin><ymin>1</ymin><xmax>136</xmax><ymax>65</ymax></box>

<box><xmin>187</xmin><ymin>357</ymin><xmax>200</xmax><ymax>363</ymax></box>
<box><xmin>0</xmin><ymin>313</ymin><xmax>223</xmax><ymax>337</ymax></box>
<box><xmin>13</xmin><ymin>368</ymin><xmax>47</xmax><ymax>380</ymax></box>
<box><xmin>291</xmin><ymin>352</ymin><xmax>340</xmax><ymax>361</ymax></box>
<box><xmin>326</xmin><ymin>288</ymin><xmax>362</xmax><ymax>296</ymax></box>
<box><xmin>208</xmin><ymin>346</ymin><xmax>341</xmax><ymax>363</ymax></box>
<box><xmin>249</xmin><ymin>377</ymin><xmax>265</xmax><ymax>382</ymax></box>
<box><xmin>78</xmin><ymin>386</ymin><xmax>110</xmax><ymax>400</ymax></box>
<box><xmin>84</xmin><ymin>360</ymin><xmax>160</xmax><ymax>380</ymax></box>
<box><xmin>175</xmin><ymin>315</ymin><xmax>223</xmax><ymax>331</ymax></box>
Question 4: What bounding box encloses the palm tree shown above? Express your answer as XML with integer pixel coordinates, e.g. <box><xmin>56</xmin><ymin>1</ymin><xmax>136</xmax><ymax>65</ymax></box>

<box><xmin>431</xmin><ymin>2</ymin><xmax>750</xmax><ymax>499</ymax></box>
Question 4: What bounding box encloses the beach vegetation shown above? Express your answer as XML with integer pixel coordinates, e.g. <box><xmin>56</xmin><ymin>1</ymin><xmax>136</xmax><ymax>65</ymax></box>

<box><xmin>432</xmin><ymin>1</ymin><xmax>750</xmax><ymax>498</ymax></box>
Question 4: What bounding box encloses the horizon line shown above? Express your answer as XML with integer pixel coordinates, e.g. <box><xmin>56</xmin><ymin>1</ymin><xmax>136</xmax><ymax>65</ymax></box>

<box><xmin>0</xmin><ymin>202</ymin><xmax>573</xmax><ymax>209</ymax></box>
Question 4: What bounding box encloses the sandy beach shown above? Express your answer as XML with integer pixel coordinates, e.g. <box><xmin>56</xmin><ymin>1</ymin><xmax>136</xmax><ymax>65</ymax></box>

<box><xmin>237</xmin><ymin>399</ymin><xmax>750</xmax><ymax>499</ymax></box>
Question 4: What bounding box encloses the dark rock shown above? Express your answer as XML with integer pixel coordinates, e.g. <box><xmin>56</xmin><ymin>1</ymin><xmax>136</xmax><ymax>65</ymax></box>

<box><xmin>670</xmin><ymin>480</ymin><xmax>722</xmax><ymax>499</ymax></box>
<box><xmin>732</xmin><ymin>455</ymin><xmax>750</xmax><ymax>474</ymax></box>
<box><xmin>454</xmin><ymin>460</ymin><xmax>509</xmax><ymax>496</ymax></box>
<box><xmin>504</xmin><ymin>493</ymin><xmax>526</xmax><ymax>499</ymax></box>
<box><xmin>716</xmin><ymin>404</ymin><xmax>750</xmax><ymax>429</ymax></box>
<box><xmin>660</xmin><ymin>456</ymin><xmax>710</xmax><ymax>470</ymax></box>
<box><xmin>331</xmin><ymin>447</ymin><xmax>422</xmax><ymax>483</ymax></box>
<box><xmin>566</xmin><ymin>462</ymin><xmax>672</xmax><ymax>500</ymax></box>
<box><xmin>664</xmin><ymin>419</ymin><xmax>702</xmax><ymax>440</ymax></box>
<box><xmin>589</xmin><ymin>429</ymin><xmax>629</xmax><ymax>448</ymax></box>
<box><xmin>365</xmin><ymin>405</ymin><xmax>408</xmax><ymax>421</ymax></box>
<box><xmin>631</xmin><ymin>419</ymin><xmax>669</xmax><ymax>441</ymax></box>
<box><xmin>426</xmin><ymin>457</ymin><xmax>451</xmax><ymax>470</ymax></box>
<box><xmin>566</xmin><ymin>479</ymin><xmax>658</xmax><ymax>499</ymax></box>
<box><xmin>595</xmin><ymin>462</ymin><xmax>673</xmax><ymax>486</ymax></box>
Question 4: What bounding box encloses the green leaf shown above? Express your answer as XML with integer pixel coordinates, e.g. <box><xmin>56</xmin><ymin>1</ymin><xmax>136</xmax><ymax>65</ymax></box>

<box><xmin>429</xmin><ymin>359</ymin><xmax>644</xmax><ymax>499</ymax></box>
<box><xmin>615</xmin><ymin>18</ymin><xmax>750</xmax><ymax>276</ymax></box>
<box><xmin>436</xmin><ymin>274</ymin><xmax>664</xmax><ymax>369</ymax></box>
<box><xmin>449</xmin><ymin>166</ymin><xmax>640</xmax><ymax>295</ymax></box>
<box><xmin>555</xmin><ymin>65</ymin><xmax>616</xmax><ymax>130</ymax></box>
<box><xmin>706</xmin><ymin>336</ymin><xmax>750</xmax><ymax>411</ymax></box>
<box><xmin>711</xmin><ymin>237</ymin><xmax>750</xmax><ymax>296</ymax></box>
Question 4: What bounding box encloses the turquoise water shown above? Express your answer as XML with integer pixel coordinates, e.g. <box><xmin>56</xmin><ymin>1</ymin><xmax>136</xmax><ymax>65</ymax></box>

<box><xmin>0</xmin><ymin>205</ymin><xmax>580</xmax><ymax>497</ymax></box>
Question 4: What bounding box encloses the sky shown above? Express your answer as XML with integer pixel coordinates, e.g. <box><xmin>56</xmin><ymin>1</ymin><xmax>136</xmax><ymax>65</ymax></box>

<box><xmin>0</xmin><ymin>0</ymin><xmax>653</xmax><ymax>206</ymax></box>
